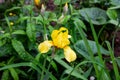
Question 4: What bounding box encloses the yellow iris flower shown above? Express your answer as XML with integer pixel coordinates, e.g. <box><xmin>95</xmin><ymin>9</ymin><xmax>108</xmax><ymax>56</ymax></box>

<box><xmin>38</xmin><ymin>27</ymin><xmax>76</xmax><ymax>62</ymax></box>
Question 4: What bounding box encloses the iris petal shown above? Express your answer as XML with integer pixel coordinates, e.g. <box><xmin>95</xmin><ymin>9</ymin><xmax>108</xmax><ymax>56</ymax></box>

<box><xmin>63</xmin><ymin>46</ymin><xmax>77</xmax><ymax>62</ymax></box>
<box><xmin>38</xmin><ymin>41</ymin><xmax>53</xmax><ymax>53</ymax></box>
<box><xmin>51</xmin><ymin>27</ymin><xmax>70</xmax><ymax>48</ymax></box>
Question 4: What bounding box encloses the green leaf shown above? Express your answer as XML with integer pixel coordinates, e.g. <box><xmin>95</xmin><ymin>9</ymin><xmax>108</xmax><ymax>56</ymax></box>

<box><xmin>9</xmin><ymin>68</ymin><xmax>19</xmax><ymax>80</ymax></box>
<box><xmin>58</xmin><ymin>15</ymin><xmax>71</xmax><ymax>24</ymax></box>
<box><xmin>0</xmin><ymin>44</ymin><xmax>13</xmax><ymax>57</ymax></box>
<box><xmin>12</xmin><ymin>30</ymin><xmax>26</xmax><ymax>35</ymax></box>
<box><xmin>54</xmin><ymin>56</ymin><xmax>87</xmax><ymax>80</ymax></box>
<box><xmin>16</xmin><ymin>69</ymin><xmax>28</xmax><ymax>77</ymax></box>
<box><xmin>98</xmin><ymin>66</ymin><xmax>111</xmax><ymax>80</ymax></box>
<box><xmin>107</xmin><ymin>20</ymin><xmax>120</xmax><ymax>27</ymax></box>
<box><xmin>72</xmin><ymin>18</ymin><xmax>87</xmax><ymax>30</ymax></box>
<box><xmin>47</xmin><ymin>56</ymin><xmax>58</xmax><ymax>72</ymax></box>
<box><xmin>109</xmin><ymin>5</ymin><xmax>120</xmax><ymax>9</ymax></box>
<box><xmin>89</xmin><ymin>0</ymin><xmax>101</xmax><ymax>3</ymax></box>
<box><xmin>5</xmin><ymin>7</ymin><xmax>21</xmax><ymax>14</ymax></box>
<box><xmin>54</xmin><ymin>0</ymin><xmax>70</xmax><ymax>5</ymax></box>
<box><xmin>80</xmin><ymin>7</ymin><xmax>108</xmax><ymax>25</ymax></box>
<box><xmin>74</xmin><ymin>40</ymin><xmax>109</xmax><ymax>59</ymax></box>
<box><xmin>0</xmin><ymin>39</ymin><xmax>6</xmax><ymax>47</ymax></box>
<box><xmin>0</xmin><ymin>33</ymin><xmax>10</xmax><ymax>39</ymax></box>
<box><xmin>64</xmin><ymin>69</ymin><xmax>87</xmax><ymax>80</ymax></box>
<box><xmin>107</xmin><ymin>9</ymin><xmax>118</xmax><ymax>20</ymax></box>
<box><xmin>48</xmin><ymin>25</ymin><xmax>54</xmax><ymax>34</ymax></box>
<box><xmin>26</xmin><ymin>21</ymin><xmax>36</xmax><ymax>42</ymax></box>
<box><xmin>12</xmin><ymin>39</ymin><xmax>33</xmax><ymax>61</ymax></box>
<box><xmin>0</xmin><ymin>62</ymin><xmax>41</xmax><ymax>73</ymax></box>
<box><xmin>1</xmin><ymin>70</ymin><xmax>9</xmax><ymax>80</ymax></box>
<box><xmin>110</xmin><ymin>0</ymin><xmax>120</xmax><ymax>6</ymax></box>
<box><xmin>84</xmin><ymin>66</ymin><xmax>93</xmax><ymax>78</ymax></box>
<box><xmin>116</xmin><ymin>58</ymin><xmax>120</xmax><ymax>68</ymax></box>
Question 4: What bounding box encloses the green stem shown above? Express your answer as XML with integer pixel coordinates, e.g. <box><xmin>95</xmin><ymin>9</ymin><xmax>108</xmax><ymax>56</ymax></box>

<box><xmin>75</xmin><ymin>23</ymin><xmax>99</xmax><ymax>78</ymax></box>
<box><xmin>88</xmin><ymin>15</ymin><xmax>104</xmax><ymax>65</ymax></box>
<box><xmin>98</xmin><ymin>24</ymin><xmax>106</xmax><ymax>39</ymax></box>
<box><xmin>60</xmin><ymin>0</ymin><xmax>63</xmax><ymax>13</ymax></box>
<box><xmin>65</xmin><ymin>60</ymin><xmax>105</xmax><ymax>80</ymax></box>
<box><xmin>41</xmin><ymin>14</ymin><xmax>47</xmax><ymax>40</ymax></box>
<box><xmin>106</xmin><ymin>41</ymin><xmax>120</xmax><ymax>80</ymax></box>
<box><xmin>5</xmin><ymin>15</ymin><xmax>12</xmax><ymax>39</ymax></box>
<box><xmin>112</xmin><ymin>23</ymin><xmax>120</xmax><ymax>52</ymax></box>
<box><xmin>40</xmin><ymin>54</ymin><xmax>47</xmax><ymax>80</ymax></box>
<box><xmin>47</xmin><ymin>47</ymin><xmax>55</xmax><ymax>71</ymax></box>
<box><xmin>87</xmin><ymin>15</ymin><xmax>111</xmax><ymax>79</ymax></box>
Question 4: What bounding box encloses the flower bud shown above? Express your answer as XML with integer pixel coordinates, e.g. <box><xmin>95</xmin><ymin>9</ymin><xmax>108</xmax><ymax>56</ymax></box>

<box><xmin>10</xmin><ymin>22</ymin><xmax>14</xmax><ymax>26</ymax></box>
<box><xmin>40</xmin><ymin>4</ymin><xmax>45</xmax><ymax>15</ymax></box>
<box><xmin>9</xmin><ymin>13</ymin><xmax>13</xmax><ymax>16</ymax></box>
<box><xmin>63</xmin><ymin>3</ymin><xmax>68</xmax><ymax>14</ymax></box>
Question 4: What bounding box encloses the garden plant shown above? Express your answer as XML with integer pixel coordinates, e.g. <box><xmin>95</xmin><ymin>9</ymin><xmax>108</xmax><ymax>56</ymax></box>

<box><xmin>0</xmin><ymin>0</ymin><xmax>120</xmax><ymax>80</ymax></box>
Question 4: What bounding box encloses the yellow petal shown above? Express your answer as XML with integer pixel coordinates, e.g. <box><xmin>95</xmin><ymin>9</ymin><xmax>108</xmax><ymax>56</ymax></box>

<box><xmin>38</xmin><ymin>40</ymin><xmax>53</xmax><ymax>53</ymax></box>
<box><xmin>63</xmin><ymin>46</ymin><xmax>77</xmax><ymax>62</ymax></box>
<box><xmin>51</xmin><ymin>27</ymin><xmax>70</xmax><ymax>48</ymax></box>
<box><xmin>51</xmin><ymin>30</ymin><xmax>59</xmax><ymax>40</ymax></box>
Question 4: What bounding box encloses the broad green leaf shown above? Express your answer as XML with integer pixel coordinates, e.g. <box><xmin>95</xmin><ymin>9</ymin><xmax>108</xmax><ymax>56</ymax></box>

<box><xmin>110</xmin><ymin>0</ymin><xmax>120</xmax><ymax>5</ymax></box>
<box><xmin>9</xmin><ymin>68</ymin><xmax>19</xmax><ymax>80</ymax></box>
<box><xmin>107</xmin><ymin>20</ymin><xmax>120</xmax><ymax>27</ymax></box>
<box><xmin>107</xmin><ymin>9</ymin><xmax>118</xmax><ymax>20</ymax></box>
<box><xmin>12</xmin><ymin>30</ymin><xmax>26</xmax><ymax>35</ymax></box>
<box><xmin>80</xmin><ymin>7</ymin><xmax>108</xmax><ymax>25</ymax></box>
<box><xmin>74</xmin><ymin>40</ymin><xmax>109</xmax><ymax>59</ymax></box>
<box><xmin>109</xmin><ymin>5</ymin><xmax>120</xmax><ymax>9</ymax></box>
<box><xmin>12</xmin><ymin>39</ymin><xmax>33</xmax><ymax>61</ymax></box>
<box><xmin>26</xmin><ymin>20</ymin><xmax>36</xmax><ymax>42</ymax></box>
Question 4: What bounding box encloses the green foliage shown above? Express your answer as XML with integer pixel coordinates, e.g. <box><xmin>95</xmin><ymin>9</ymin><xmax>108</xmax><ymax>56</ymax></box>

<box><xmin>80</xmin><ymin>7</ymin><xmax>108</xmax><ymax>25</ymax></box>
<box><xmin>0</xmin><ymin>0</ymin><xmax>120</xmax><ymax>80</ymax></box>
<box><xmin>74</xmin><ymin>40</ymin><xmax>109</xmax><ymax>59</ymax></box>
<box><xmin>110</xmin><ymin>0</ymin><xmax>120</xmax><ymax>5</ymax></box>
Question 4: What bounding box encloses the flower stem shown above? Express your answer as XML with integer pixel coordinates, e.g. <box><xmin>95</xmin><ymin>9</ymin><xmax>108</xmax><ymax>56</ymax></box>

<box><xmin>40</xmin><ymin>54</ymin><xmax>47</xmax><ymax>80</ymax></box>
<box><xmin>60</xmin><ymin>0</ymin><xmax>63</xmax><ymax>13</ymax></box>
<box><xmin>41</xmin><ymin>14</ymin><xmax>47</xmax><ymax>40</ymax></box>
